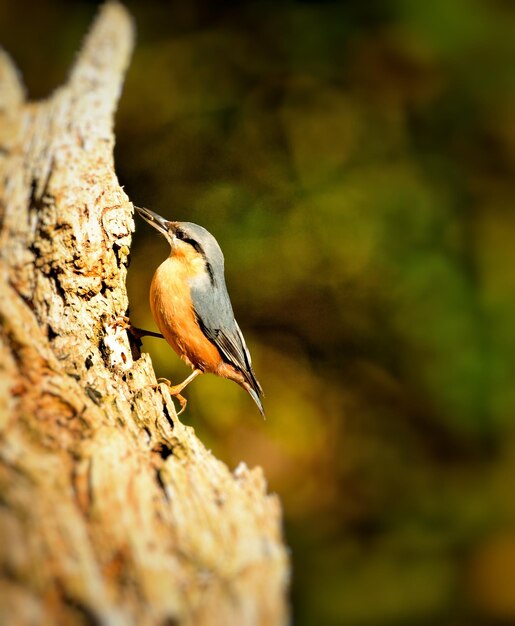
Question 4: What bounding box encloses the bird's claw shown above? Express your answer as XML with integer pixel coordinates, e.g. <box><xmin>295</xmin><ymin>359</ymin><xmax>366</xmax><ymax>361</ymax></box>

<box><xmin>114</xmin><ymin>315</ymin><xmax>131</xmax><ymax>330</ymax></box>
<box><xmin>114</xmin><ymin>315</ymin><xmax>142</xmax><ymax>340</ymax></box>
<box><xmin>155</xmin><ymin>377</ymin><xmax>188</xmax><ymax>415</ymax></box>
<box><xmin>115</xmin><ymin>316</ymin><xmax>164</xmax><ymax>341</ymax></box>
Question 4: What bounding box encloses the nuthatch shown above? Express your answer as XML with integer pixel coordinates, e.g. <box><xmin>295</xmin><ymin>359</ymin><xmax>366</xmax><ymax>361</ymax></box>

<box><xmin>134</xmin><ymin>205</ymin><xmax>264</xmax><ymax>416</ymax></box>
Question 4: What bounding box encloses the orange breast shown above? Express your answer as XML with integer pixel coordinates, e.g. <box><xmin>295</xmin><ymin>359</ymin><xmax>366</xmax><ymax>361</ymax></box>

<box><xmin>150</xmin><ymin>257</ymin><xmax>223</xmax><ymax>373</ymax></box>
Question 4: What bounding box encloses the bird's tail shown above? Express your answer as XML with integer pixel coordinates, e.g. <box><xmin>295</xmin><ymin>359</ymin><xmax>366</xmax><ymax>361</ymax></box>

<box><xmin>242</xmin><ymin>380</ymin><xmax>265</xmax><ymax>418</ymax></box>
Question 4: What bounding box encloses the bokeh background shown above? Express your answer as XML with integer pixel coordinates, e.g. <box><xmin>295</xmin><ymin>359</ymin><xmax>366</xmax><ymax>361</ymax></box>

<box><xmin>3</xmin><ymin>0</ymin><xmax>515</xmax><ymax>624</ymax></box>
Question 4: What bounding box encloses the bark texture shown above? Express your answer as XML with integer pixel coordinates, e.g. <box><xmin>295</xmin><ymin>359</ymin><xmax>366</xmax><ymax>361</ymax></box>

<box><xmin>0</xmin><ymin>4</ymin><xmax>289</xmax><ymax>625</ymax></box>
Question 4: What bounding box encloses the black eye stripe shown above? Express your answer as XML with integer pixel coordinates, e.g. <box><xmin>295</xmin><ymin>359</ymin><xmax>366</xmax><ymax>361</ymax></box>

<box><xmin>185</xmin><ymin>238</ymin><xmax>204</xmax><ymax>255</ymax></box>
<box><xmin>174</xmin><ymin>228</ymin><xmax>213</xmax><ymax>284</ymax></box>
<box><xmin>206</xmin><ymin>262</ymin><xmax>215</xmax><ymax>286</ymax></box>
<box><xmin>175</xmin><ymin>229</ymin><xmax>202</xmax><ymax>253</ymax></box>
<box><xmin>174</xmin><ymin>229</ymin><xmax>211</xmax><ymax>266</ymax></box>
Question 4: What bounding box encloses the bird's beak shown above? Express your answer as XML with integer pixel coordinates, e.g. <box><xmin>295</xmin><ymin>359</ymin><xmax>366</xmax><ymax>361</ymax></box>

<box><xmin>134</xmin><ymin>206</ymin><xmax>170</xmax><ymax>236</ymax></box>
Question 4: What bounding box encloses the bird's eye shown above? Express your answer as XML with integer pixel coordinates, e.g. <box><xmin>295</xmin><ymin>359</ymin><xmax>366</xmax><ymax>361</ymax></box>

<box><xmin>174</xmin><ymin>229</ymin><xmax>204</xmax><ymax>255</ymax></box>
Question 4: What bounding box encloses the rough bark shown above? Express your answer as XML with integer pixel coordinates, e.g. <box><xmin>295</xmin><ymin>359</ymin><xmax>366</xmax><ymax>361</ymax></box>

<box><xmin>0</xmin><ymin>3</ymin><xmax>289</xmax><ymax>625</ymax></box>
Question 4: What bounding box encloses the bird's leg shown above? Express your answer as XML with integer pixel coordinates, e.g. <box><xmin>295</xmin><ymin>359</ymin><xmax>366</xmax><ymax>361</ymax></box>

<box><xmin>157</xmin><ymin>369</ymin><xmax>202</xmax><ymax>415</ymax></box>
<box><xmin>160</xmin><ymin>368</ymin><xmax>202</xmax><ymax>394</ymax></box>
<box><xmin>116</xmin><ymin>316</ymin><xmax>164</xmax><ymax>340</ymax></box>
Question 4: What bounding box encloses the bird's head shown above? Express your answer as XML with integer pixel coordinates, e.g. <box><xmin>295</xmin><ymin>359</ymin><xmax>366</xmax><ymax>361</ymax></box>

<box><xmin>135</xmin><ymin>206</ymin><xmax>224</xmax><ymax>281</ymax></box>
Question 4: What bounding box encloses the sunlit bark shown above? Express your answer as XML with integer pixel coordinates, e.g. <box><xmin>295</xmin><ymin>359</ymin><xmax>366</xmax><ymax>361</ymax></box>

<box><xmin>0</xmin><ymin>3</ymin><xmax>288</xmax><ymax>625</ymax></box>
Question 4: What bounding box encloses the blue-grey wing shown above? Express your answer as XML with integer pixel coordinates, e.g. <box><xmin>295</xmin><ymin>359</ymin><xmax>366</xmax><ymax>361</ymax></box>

<box><xmin>190</xmin><ymin>276</ymin><xmax>262</xmax><ymax>395</ymax></box>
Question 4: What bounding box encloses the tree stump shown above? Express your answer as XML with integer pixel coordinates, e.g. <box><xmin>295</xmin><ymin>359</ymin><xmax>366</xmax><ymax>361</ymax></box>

<box><xmin>0</xmin><ymin>3</ymin><xmax>289</xmax><ymax>625</ymax></box>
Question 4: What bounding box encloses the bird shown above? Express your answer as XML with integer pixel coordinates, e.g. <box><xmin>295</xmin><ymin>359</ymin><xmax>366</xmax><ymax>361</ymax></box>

<box><xmin>133</xmin><ymin>205</ymin><xmax>264</xmax><ymax>416</ymax></box>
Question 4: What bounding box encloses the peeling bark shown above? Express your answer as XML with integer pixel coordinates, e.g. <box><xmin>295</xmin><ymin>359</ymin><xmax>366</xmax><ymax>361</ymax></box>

<box><xmin>0</xmin><ymin>3</ymin><xmax>289</xmax><ymax>625</ymax></box>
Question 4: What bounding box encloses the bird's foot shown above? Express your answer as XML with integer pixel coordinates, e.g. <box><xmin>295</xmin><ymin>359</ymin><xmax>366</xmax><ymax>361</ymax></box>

<box><xmin>114</xmin><ymin>315</ymin><xmax>131</xmax><ymax>332</ymax></box>
<box><xmin>115</xmin><ymin>316</ymin><xmax>164</xmax><ymax>341</ymax></box>
<box><xmin>155</xmin><ymin>377</ymin><xmax>188</xmax><ymax>415</ymax></box>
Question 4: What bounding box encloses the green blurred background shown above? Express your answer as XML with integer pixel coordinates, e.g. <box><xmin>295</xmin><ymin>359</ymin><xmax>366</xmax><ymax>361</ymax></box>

<box><xmin>3</xmin><ymin>0</ymin><xmax>515</xmax><ymax>623</ymax></box>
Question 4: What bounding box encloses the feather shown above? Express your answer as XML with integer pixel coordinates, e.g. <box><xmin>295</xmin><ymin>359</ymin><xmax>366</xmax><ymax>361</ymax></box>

<box><xmin>189</xmin><ymin>269</ymin><xmax>263</xmax><ymax>406</ymax></box>
<box><xmin>172</xmin><ymin>221</ymin><xmax>264</xmax><ymax>413</ymax></box>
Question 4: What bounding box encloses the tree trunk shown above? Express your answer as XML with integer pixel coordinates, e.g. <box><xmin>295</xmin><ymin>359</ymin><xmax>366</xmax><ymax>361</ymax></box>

<box><xmin>0</xmin><ymin>3</ymin><xmax>289</xmax><ymax>625</ymax></box>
